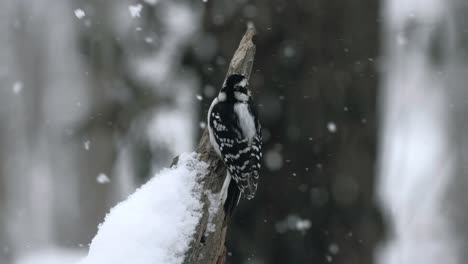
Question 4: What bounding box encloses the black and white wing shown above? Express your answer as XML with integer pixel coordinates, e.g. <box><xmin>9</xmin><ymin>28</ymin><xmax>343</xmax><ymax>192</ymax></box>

<box><xmin>209</xmin><ymin>99</ymin><xmax>262</xmax><ymax>199</ymax></box>
<box><xmin>245</xmin><ymin>100</ymin><xmax>262</xmax><ymax>199</ymax></box>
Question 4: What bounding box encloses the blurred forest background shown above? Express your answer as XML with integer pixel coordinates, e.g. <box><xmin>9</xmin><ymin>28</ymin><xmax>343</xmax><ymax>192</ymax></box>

<box><xmin>1</xmin><ymin>0</ymin><xmax>468</xmax><ymax>263</ymax></box>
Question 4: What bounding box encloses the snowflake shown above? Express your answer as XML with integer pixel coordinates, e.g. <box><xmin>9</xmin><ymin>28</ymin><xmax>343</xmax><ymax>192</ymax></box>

<box><xmin>96</xmin><ymin>173</ymin><xmax>111</xmax><ymax>184</ymax></box>
<box><xmin>74</xmin><ymin>9</ymin><xmax>86</xmax><ymax>19</ymax></box>
<box><xmin>13</xmin><ymin>81</ymin><xmax>23</xmax><ymax>94</ymax></box>
<box><xmin>129</xmin><ymin>4</ymin><xmax>143</xmax><ymax>18</ymax></box>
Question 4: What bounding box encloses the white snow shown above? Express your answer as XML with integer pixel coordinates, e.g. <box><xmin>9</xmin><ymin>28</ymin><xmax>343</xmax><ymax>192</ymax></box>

<box><xmin>79</xmin><ymin>153</ymin><xmax>207</xmax><ymax>264</ymax></box>
<box><xmin>275</xmin><ymin>214</ymin><xmax>311</xmax><ymax>234</ymax></box>
<box><xmin>327</xmin><ymin>122</ymin><xmax>337</xmax><ymax>133</ymax></box>
<box><xmin>329</xmin><ymin>243</ymin><xmax>339</xmax><ymax>255</ymax></box>
<box><xmin>13</xmin><ymin>81</ymin><xmax>23</xmax><ymax>94</ymax></box>
<box><xmin>264</xmin><ymin>148</ymin><xmax>283</xmax><ymax>171</ymax></box>
<box><xmin>128</xmin><ymin>4</ymin><xmax>143</xmax><ymax>18</ymax></box>
<box><xmin>283</xmin><ymin>45</ymin><xmax>296</xmax><ymax>58</ymax></box>
<box><xmin>96</xmin><ymin>173</ymin><xmax>110</xmax><ymax>184</ymax></box>
<box><xmin>205</xmin><ymin>190</ymin><xmax>221</xmax><ymax>233</ymax></box>
<box><xmin>295</xmin><ymin>219</ymin><xmax>311</xmax><ymax>231</ymax></box>
<box><xmin>74</xmin><ymin>9</ymin><xmax>86</xmax><ymax>19</ymax></box>
<box><xmin>83</xmin><ymin>140</ymin><xmax>90</xmax><ymax>151</ymax></box>
<box><xmin>144</xmin><ymin>37</ymin><xmax>154</xmax><ymax>43</ymax></box>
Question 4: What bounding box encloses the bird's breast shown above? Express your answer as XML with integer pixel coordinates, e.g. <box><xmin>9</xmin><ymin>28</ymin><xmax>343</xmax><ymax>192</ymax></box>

<box><xmin>233</xmin><ymin>103</ymin><xmax>256</xmax><ymax>144</ymax></box>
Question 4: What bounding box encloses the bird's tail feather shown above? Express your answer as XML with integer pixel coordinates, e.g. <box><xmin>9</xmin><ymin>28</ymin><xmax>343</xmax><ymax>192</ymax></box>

<box><xmin>224</xmin><ymin>179</ymin><xmax>241</xmax><ymax>221</ymax></box>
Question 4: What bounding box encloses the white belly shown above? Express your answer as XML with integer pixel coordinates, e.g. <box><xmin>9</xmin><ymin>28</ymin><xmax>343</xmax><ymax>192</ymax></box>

<box><xmin>234</xmin><ymin>103</ymin><xmax>256</xmax><ymax>144</ymax></box>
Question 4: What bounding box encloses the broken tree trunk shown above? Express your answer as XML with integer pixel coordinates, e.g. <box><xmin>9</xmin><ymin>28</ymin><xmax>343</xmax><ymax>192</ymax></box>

<box><xmin>182</xmin><ymin>23</ymin><xmax>257</xmax><ymax>264</ymax></box>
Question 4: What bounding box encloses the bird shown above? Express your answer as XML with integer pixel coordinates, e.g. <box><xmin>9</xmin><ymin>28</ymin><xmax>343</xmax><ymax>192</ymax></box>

<box><xmin>207</xmin><ymin>74</ymin><xmax>262</xmax><ymax>217</ymax></box>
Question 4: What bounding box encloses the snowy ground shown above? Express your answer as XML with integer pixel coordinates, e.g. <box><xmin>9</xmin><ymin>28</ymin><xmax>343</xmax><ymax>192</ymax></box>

<box><xmin>78</xmin><ymin>153</ymin><xmax>207</xmax><ymax>264</ymax></box>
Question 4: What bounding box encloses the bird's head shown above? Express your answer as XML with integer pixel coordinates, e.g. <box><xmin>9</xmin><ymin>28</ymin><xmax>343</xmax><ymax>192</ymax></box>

<box><xmin>218</xmin><ymin>74</ymin><xmax>250</xmax><ymax>102</ymax></box>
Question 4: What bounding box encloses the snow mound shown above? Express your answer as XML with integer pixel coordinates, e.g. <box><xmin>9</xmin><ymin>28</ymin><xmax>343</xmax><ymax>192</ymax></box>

<box><xmin>79</xmin><ymin>153</ymin><xmax>207</xmax><ymax>264</ymax></box>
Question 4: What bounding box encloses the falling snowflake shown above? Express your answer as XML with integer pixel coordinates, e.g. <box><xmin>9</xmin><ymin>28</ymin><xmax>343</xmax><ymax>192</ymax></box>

<box><xmin>296</xmin><ymin>219</ymin><xmax>311</xmax><ymax>231</ymax></box>
<box><xmin>265</xmin><ymin>148</ymin><xmax>283</xmax><ymax>171</ymax></box>
<box><xmin>196</xmin><ymin>94</ymin><xmax>203</xmax><ymax>101</ymax></box>
<box><xmin>12</xmin><ymin>81</ymin><xmax>23</xmax><ymax>94</ymax></box>
<box><xmin>83</xmin><ymin>140</ymin><xmax>90</xmax><ymax>151</ymax></box>
<box><xmin>96</xmin><ymin>173</ymin><xmax>110</xmax><ymax>184</ymax></box>
<box><xmin>275</xmin><ymin>214</ymin><xmax>311</xmax><ymax>234</ymax></box>
<box><xmin>283</xmin><ymin>45</ymin><xmax>296</xmax><ymax>58</ymax></box>
<box><xmin>74</xmin><ymin>9</ymin><xmax>86</xmax><ymax>19</ymax></box>
<box><xmin>144</xmin><ymin>37</ymin><xmax>154</xmax><ymax>43</ymax></box>
<box><xmin>327</xmin><ymin>122</ymin><xmax>337</xmax><ymax>133</ymax></box>
<box><xmin>129</xmin><ymin>4</ymin><xmax>143</xmax><ymax>18</ymax></box>
<box><xmin>329</xmin><ymin>243</ymin><xmax>339</xmax><ymax>255</ymax></box>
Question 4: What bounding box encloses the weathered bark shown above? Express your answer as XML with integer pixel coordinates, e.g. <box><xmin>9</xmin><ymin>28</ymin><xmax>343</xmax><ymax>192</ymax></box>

<box><xmin>183</xmin><ymin>23</ymin><xmax>256</xmax><ymax>264</ymax></box>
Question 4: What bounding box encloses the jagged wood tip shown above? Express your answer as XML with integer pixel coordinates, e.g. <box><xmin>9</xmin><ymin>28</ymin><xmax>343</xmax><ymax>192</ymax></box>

<box><xmin>226</xmin><ymin>23</ymin><xmax>257</xmax><ymax>80</ymax></box>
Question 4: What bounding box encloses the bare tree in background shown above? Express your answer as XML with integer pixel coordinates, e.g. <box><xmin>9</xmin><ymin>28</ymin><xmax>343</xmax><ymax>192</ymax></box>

<box><xmin>0</xmin><ymin>1</ymin><xmax>92</xmax><ymax>260</ymax></box>
<box><xmin>377</xmin><ymin>0</ymin><xmax>468</xmax><ymax>263</ymax></box>
<box><xmin>0</xmin><ymin>0</ymin><xmax>203</xmax><ymax>263</ymax></box>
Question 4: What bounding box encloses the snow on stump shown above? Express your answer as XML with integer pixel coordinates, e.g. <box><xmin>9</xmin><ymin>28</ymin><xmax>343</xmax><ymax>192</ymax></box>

<box><xmin>79</xmin><ymin>153</ymin><xmax>207</xmax><ymax>264</ymax></box>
